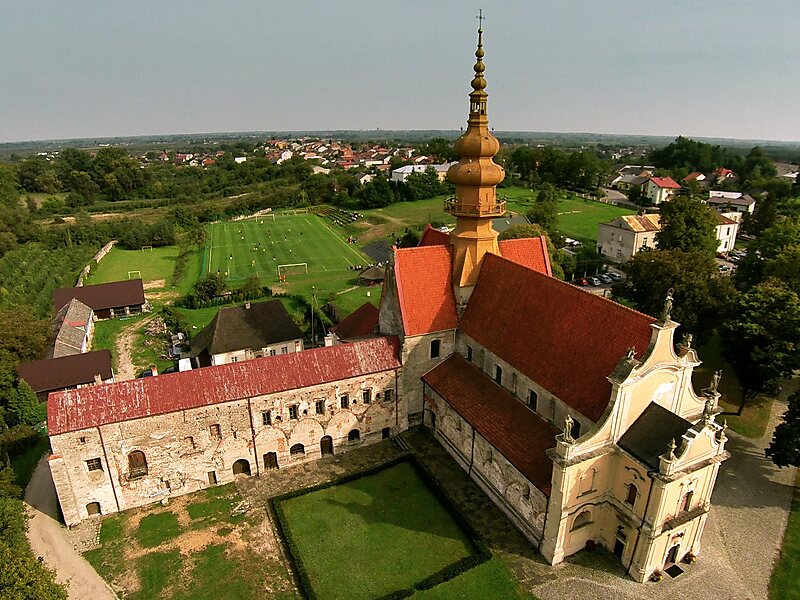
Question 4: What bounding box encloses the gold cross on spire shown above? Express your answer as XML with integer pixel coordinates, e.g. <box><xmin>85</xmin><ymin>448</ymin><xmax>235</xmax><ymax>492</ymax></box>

<box><xmin>476</xmin><ymin>9</ymin><xmax>485</xmax><ymax>32</ymax></box>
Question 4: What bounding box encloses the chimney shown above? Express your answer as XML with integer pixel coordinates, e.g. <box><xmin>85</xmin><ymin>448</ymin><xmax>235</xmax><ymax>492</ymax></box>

<box><xmin>245</xmin><ymin>301</ymin><xmax>251</xmax><ymax>309</ymax></box>
<box><xmin>150</xmin><ymin>365</ymin><xmax>158</xmax><ymax>377</ymax></box>
<box><xmin>94</xmin><ymin>373</ymin><xmax>102</xmax><ymax>384</ymax></box>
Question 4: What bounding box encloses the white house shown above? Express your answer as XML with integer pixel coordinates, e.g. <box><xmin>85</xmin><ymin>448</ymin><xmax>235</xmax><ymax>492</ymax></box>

<box><xmin>644</xmin><ymin>177</ymin><xmax>682</xmax><ymax>205</ymax></box>
<box><xmin>391</xmin><ymin>163</ymin><xmax>454</xmax><ymax>183</ymax></box>
<box><xmin>706</xmin><ymin>191</ymin><xmax>756</xmax><ymax>215</ymax></box>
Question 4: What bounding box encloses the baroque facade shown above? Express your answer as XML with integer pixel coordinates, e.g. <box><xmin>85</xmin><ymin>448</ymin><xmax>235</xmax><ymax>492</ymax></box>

<box><xmin>46</xmin><ymin>26</ymin><xmax>728</xmax><ymax>583</ymax></box>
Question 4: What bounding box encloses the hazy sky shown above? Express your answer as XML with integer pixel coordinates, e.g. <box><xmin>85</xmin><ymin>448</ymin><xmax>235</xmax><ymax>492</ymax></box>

<box><xmin>1</xmin><ymin>1</ymin><xmax>798</xmax><ymax>143</ymax></box>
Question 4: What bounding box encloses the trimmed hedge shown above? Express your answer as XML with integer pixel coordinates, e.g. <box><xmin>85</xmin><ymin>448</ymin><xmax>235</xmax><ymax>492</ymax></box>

<box><xmin>271</xmin><ymin>455</ymin><xmax>491</xmax><ymax>600</ymax></box>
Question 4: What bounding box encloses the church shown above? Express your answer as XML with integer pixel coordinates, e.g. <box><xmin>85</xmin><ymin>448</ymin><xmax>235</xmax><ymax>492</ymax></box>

<box><xmin>46</xmin><ymin>25</ymin><xmax>729</xmax><ymax>583</ymax></box>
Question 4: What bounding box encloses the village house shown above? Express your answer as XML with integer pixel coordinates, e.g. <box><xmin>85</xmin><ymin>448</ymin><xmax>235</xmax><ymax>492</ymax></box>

<box><xmin>46</xmin><ymin>28</ymin><xmax>728</xmax><ymax>584</ymax></box>
<box><xmin>46</xmin><ymin>298</ymin><xmax>94</xmax><ymax>359</ymax></box>
<box><xmin>390</xmin><ymin>163</ymin><xmax>454</xmax><ymax>182</ymax></box>
<box><xmin>644</xmin><ymin>176</ymin><xmax>682</xmax><ymax>204</ymax></box>
<box><xmin>189</xmin><ymin>299</ymin><xmax>304</xmax><ymax>367</ymax></box>
<box><xmin>53</xmin><ymin>279</ymin><xmax>147</xmax><ymax>320</ymax></box>
<box><xmin>706</xmin><ymin>191</ymin><xmax>757</xmax><ymax>215</ymax></box>
<box><xmin>19</xmin><ymin>350</ymin><xmax>113</xmax><ymax>402</ymax></box>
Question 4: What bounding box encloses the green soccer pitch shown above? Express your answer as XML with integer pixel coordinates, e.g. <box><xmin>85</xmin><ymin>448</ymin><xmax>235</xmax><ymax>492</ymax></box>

<box><xmin>205</xmin><ymin>214</ymin><xmax>370</xmax><ymax>284</ymax></box>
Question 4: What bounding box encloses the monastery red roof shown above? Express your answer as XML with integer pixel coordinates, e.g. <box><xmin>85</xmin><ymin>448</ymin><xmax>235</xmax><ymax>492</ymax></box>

<box><xmin>48</xmin><ymin>336</ymin><xmax>401</xmax><ymax>435</ymax></box>
<box><xmin>394</xmin><ymin>234</ymin><xmax>552</xmax><ymax>336</ymax></box>
<box><xmin>649</xmin><ymin>176</ymin><xmax>682</xmax><ymax>189</ymax></box>
<box><xmin>423</xmin><ymin>354</ymin><xmax>559</xmax><ymax>495</ymax></box>
<box><xmin>331</xmin><ymin>302</ymin><xmax>379</xmax><ymax>340</ymax></box>
<box><xmin>460</xmin><ymin>254</ymin><xmax>655</xmax><ymax>422</ymax></box>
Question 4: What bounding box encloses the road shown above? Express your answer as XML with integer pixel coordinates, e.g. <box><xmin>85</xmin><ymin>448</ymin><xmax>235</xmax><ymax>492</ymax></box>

<box><xmin>24</xmin><ymin>455</ymin><xmax>117</xmax><ymax>600</ymax></box>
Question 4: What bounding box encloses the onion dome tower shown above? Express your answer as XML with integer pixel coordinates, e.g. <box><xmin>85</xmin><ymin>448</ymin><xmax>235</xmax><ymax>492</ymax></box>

<box><xmin>446</xmin><ymin>19</ymin><xmax>506</xmax><ymax>301</ymax></box>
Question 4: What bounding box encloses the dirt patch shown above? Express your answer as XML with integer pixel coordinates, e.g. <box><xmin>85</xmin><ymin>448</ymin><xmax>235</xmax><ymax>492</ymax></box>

<box><xmin>147</xmin><ymin>290</ymin><xmax>181</xmax><ymax>303</ymax></box>
<box><xmin>115</xmin><ymin>317</ymin><xmax>151</xmax><ymax>381</ymax></box>
<box><xmin>143</xmin><ymin>279</ymin><xmax>167</xmax><ymax>290</ymax></box>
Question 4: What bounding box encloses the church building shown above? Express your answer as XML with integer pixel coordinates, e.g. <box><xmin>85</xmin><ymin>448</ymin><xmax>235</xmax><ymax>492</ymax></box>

<box><xmin>46</xmin><ymin>25</ymin><xmax>728</xmax><ymax>583</ymax></box>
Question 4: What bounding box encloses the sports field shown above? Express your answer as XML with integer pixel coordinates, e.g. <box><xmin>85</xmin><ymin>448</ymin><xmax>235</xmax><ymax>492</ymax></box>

<box><xmin>205</xmin><ymin>212</ymin><xmax>370</xmax><ymax>293</ymax></box>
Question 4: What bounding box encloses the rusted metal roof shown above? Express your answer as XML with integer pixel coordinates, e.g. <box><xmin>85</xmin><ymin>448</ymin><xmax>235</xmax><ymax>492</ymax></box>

<box><xmin>48</xmin><ymin>336</ymin><xmax>401</xmax><ymax>435</ymax></box>
<box><xmin>620</xmin><ymin>214</ymin><xmax>661</xmax><ymax>233</ymax></box>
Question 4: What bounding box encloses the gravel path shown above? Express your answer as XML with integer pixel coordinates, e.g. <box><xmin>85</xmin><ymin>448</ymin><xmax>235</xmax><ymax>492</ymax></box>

<box><xmin>114</xmin><ymin>315</ymin><xmax>153</xmax><ymax>381</ymax></box>
<box><xmin>24</xmin><ymin>456</ymin><xmax>117</xmax><ymax>600</ymax></box>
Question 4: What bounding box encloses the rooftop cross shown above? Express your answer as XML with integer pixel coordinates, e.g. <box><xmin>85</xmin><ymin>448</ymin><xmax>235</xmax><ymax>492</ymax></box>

<box><xmin>476</xmin><ymin>9</ymin><xmax>485</xmax><ymax>32</ymax></box>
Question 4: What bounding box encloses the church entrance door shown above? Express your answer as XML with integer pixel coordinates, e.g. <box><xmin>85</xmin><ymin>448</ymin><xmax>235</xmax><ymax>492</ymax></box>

<box><xmin>320</xmin><ymin>436</ymin><xmax>334</xmax><ymax>456</ymax></box>
<box><xmin>613</xmin><ymin>539</ymin><xmax>625</xmax><ymax>559</ymax></box>
<box><xmin>666</xmin><ymin>544</ymin><xmax>680</xmax><ymax>565</ymax></box>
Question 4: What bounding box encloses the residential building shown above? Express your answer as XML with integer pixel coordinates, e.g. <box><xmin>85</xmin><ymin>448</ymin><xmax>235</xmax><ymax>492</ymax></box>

<box><xmin>53</xmin><ymin>279</ymin><xmax>147</xmax><ymax>320</ymax></box>
<box><xmin>644</xmin><ymin>177</ymin><xmax>682</xmax><ymax>205</ymax></box>
<box><xmin>597</xmin><ymin>215</ymin><xmax>662</xmax><ymax>262</ymax></box>
<box><xmin>19</xmin><ymin>350</ymin><xmax>113</xmax><ymax>401</ymax></box>
<box><xmin>706</xmin><ymin>192</ymin><xmax>756</xmax><ymax>215</ymax></box>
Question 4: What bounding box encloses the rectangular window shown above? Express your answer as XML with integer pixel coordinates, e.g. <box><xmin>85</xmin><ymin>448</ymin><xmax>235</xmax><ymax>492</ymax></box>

<box><xmin>528</xmin><ymin>389</ymin><xmax>538</xmax><ymax>411</ymax></box>
<box><xmin>210</xmin><ymin>424</ymin><xmax>221</xmax><ymax>440</ymax></box>
<box><xmin>340</xmin><ymin>394</ymin><xmax>349</xmax><ymax>409</ymax></box>
<box><xmin>185</xmin><ymin>436</ymin><xmax>195</xmax><ymax>449</ymax></box>
<box><xmin>430</xmin><ymin>339</ymin><xmax>441</xmax><ymax>359</ymax></box>
<box><xmin>269</xmin><ymin>348</ymin><xmax>276</xmax><ymax>356</ymax></box>
<box><xmin>207</xmin><ymin>471</ymin><xmax>217</xmax><ymax>485</ymax></box>
<box><xmin>289</xmin><ymin>405</ymin><xmax>299</xmax><ymax>420</ymax></box>
<box><xmin>362</xmin><ymin>389</ymin><xmax>371</xmax><ymax>404</ymax></box>
<box><xmin>494</xmin><ymin>365</ymin><xmax>503</xmax><ymax>385</ymax></box>
<box><xmin>315</xmin><ymin>400</ymin><xmax>325</xmax><ymax>415</ymax></box>
<box><xmin>79</xmin><ymin>436</ymin><xmax>87</xmax><ymax>444</ymax></box>
<box><xmin>384</xmin><ymin>389</ymin><xmax>394</xmax><ymax>403</ymax></box>
<box><xmin>466</xmin><ymin>345</ymin><xmax>473</xmax><ymax>362</ymax></box>
<box><xmin>262</xmin><ymin>411</ymin><xmax>271</xmax><ymax>426</ymax></box>
<box><xmin>231</xmin><ymin>356</ymin><xmax>238</xmax><ymax>363</ymax></box>
<box><xmin>281</xmin><ymin>346</ymin><xmax>288</xmax><ymax>354</ymax></box>
<box><xmin>86</xmin><ymin>457</ymin><xmax>103</xmax><ymax>472</ymax></box>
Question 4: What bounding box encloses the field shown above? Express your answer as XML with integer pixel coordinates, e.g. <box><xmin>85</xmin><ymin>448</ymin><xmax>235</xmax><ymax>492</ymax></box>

<box><xmin>771</xmin><ymin>473</ymin><xmax>800</xmax><ymax>599</ymax></box>
<box><xmin>84</xmin><ymin>484</ymin><xmax>296</xmax><ymax>600</ymax></box>
<box><xmin>84</xmin><ymin>244</ymin><xmax>202</xmax><ymax>298</ymax></box>
<box><xmin>276</xmin><ymin>461</ymin><xmax>484</xmax><ymax>600</ymax></box>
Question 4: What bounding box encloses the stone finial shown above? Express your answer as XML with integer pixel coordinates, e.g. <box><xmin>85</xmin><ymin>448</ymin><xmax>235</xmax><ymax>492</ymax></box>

<box><xmin>681</xmin><ymin>333</ymin><xmax>693</xmax><ymax>349</ymax></box>
<box><xmin>563</xmin><ymin>414</ymin><xmax>574</xmax><ymax>443</ymax></box>
<box><xmin>660</xmin><ymin>288</ymin><xmax>674</xmax><ymax>323</ymax></box>
<box><xmin>703</xmin><ymin>395</ymin><xmax>715</xmax><ymax>424</ymax></box>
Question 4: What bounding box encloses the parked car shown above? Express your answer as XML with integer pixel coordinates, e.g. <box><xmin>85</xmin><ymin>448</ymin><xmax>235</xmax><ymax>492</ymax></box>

<box><xmin>718</xmin><ymin>265</ymin><xmax>730</xmax><ymax>272</ymax></box>
<box><xmin>576</xmin><ymin>278</ymin><xmax>589</xmax><ymax>286</ymax></box>
<box><xmin>588</xmin><ymin>276</ymin><xmax>601</xmax><ymax>286</ymax></box>
<box><xmin>598</xmin><ymin>274</ymin><xmax>613</xmax><ymax>284</ymax></box>
<box><xmin>608</xmin><ymin>272</ymin><xmax>623</xmax><ymax>281</ymax></box>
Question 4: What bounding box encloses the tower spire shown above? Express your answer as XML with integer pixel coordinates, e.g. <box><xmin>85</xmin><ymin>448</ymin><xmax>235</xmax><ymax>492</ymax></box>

<box><xmin>445</xmin><ymin>13</ymin><xmax>506</xmax><ymax>299</ymax></box>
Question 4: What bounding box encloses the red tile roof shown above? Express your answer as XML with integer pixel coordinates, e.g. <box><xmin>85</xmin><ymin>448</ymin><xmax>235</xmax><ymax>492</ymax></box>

<box><xmin>395</xmin><ymin>230</ymin><xmax>552</xmax><ymax>336</ymax></box>
<box><xmin>53</xmin><ymin>279</ymin><xmax>146</xmax><ymax>313</ymax></box>
<box><xmin>331</xmin><ymin>302</ymin><xmax>379</xmax><ymax>340</ymax></box>
<box><xmin>498</xmin><ymin>237</ymin><xmax>552</xmax><ymax>276</ymax></box>
<box><xmin>394</xmin><ymin>245</ymin><xmax>459</xmax><ymax>336</ymax></box>
<box><xmin>423</xmin><ymin>354</ymin><xmax>559</xmax><ymax>495</ymax></box>
<box><xmin>419</xmin><ymin>224</ymin><xmax>450</xmax><ymax>246</ymax></box>
<box><xmin>649</xmin><ymin>176</ymin><xmax>682</xmax><ymax>189</ymax></box>
<box><xmin>460</xmin><ymin>254</ymin><xmax>655</xmax><ymax>422</ymax></box>
<box><xmin>48</xmin><ymin>336</ymin><xmax>401</xmax><ymax>435</ymax></box>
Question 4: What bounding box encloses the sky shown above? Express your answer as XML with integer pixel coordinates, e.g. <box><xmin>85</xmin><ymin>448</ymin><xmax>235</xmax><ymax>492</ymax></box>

<box><xmin>1</xmin><ymin>1</ymin><xmax>798</xmax><ymax>143</ymax></box>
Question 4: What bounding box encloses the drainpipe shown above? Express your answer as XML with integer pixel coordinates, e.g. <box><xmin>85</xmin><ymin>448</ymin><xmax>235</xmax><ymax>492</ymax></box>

<box><xmin>247</xmin><ymin>398</ymin><xmax>260</xmax><ymax>476</ymax></box>
<box><xmin>395</xmin><ymin>370</ymin><xmax>399</xmax><ymax>429</ymax></box>
<box><xmin>97</xmin><ymin>426</ymin><xmax>121</xmax><ymax>513</ymax></box>
<box><xmin>538</xmin><ymin>494</ymin><xmax>551</xmax><ymax>553</ymax></box>
<box><xmin>467</xmin><ymin>423</ymin><xmax>476</xmax><ymax>476</ymax></box>
<box><xmin>627</xmin><ymin>471</ymin><xmax>656</xmax><ymax>579</ymax></box>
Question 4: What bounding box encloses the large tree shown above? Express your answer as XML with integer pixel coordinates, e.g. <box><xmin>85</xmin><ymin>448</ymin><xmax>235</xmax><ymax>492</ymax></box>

<box><xmin>766</xmin><ymin>390</ymin><xmax>800</xmax><ymax>468</ymax></box>
<box><xmin>616</xmin><ymin>248</ymin><xmax>734</xmax><ymax>341</ymax></box>
<box><xmin>526</xmin><ymin>183</ymin><xmax>559</xmax><ymax>235</ymax></box>
<box><xmin>721</xmin><ymin>278</ymin><xmax>800</xmax><ymax>406</ymax></box>
<box><xmin>655</xmin><ymin>195</ymin><xmax>719</xmax><ymax>255</ymax></box>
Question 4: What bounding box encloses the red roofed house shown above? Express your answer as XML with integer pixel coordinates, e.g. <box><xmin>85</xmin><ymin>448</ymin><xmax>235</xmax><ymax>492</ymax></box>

<box><xmin>47</xmin><ymin>28</ymin><xmax>728</xmax><ymax>584</ymax></box>
<box><xmin>644</xmin><ymin>176</ymin><xmax>682</xmax><ymax>204</ymax></box>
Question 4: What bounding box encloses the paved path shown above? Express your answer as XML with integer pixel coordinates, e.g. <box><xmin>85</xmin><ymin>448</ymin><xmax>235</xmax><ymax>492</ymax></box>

<box><xmin>24</xmin><ymin>455</ymin><xmax>117</xmax><ymax>600</ymax></box>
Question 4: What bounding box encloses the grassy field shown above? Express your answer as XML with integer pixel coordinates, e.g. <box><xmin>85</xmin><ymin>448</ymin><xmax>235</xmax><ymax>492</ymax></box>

<box><xmin>84</xmin><ymin>244</ymin><xmax>202</xmax><ymax>298</ymax></box>
<box><xmin>771</xmin><ymin>473</ymin><xmax>800</xmax><ymax>599</ymax></box>
<box><xmin>277</xmin><ymin>461</ymin><xmax>480</xmax><ymax>600</ymax></box>
<box><xmin>84</xmin><ymin>483</ymin><xmax>296</xmax><ymax>600</ymax></box>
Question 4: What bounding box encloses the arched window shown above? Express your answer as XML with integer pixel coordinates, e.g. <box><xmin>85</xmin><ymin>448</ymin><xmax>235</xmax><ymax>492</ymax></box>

<box><xmin>625</xmin><ymin>483</ymin><xmax>638</xmax><ymax>506</ymax></box>
<box><xmin>571</xmin><ymin>419</ymin><xmax>581</xmax><ymax>439</ymax></box>
<box><xmin>128</xmin><ymin>450</ymin><xmax>148</xmax><ymax>478</ymax></box>
<box><xmin>348</xmin><ymin>429</ymin><xmax>361</xmax><ymax>442</ymax></box>
<box><xmin>290</xmin><ymin>443</ymin><xmax>305</xmax><ymax>456</ymax></box>
<box><xmin>682</xmin><ymin>490</ymin><xmax>694</xmax><ymax>512</ymax></box>
<box><xmin>571</xmin><ymin>510</ymin><xmax>592</xmax><ymax>530</ymax></box>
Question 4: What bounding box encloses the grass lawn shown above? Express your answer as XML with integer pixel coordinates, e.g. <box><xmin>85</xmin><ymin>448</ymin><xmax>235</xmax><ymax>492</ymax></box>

<box><xmin>84</xmin><ymin>245</ymin><xmax>201</xmax><ymax>296</ymax></box>
<box><xmin>84</xmin><ymin>483</ymin><xmax>295</xmax><ymax>599</ymax></box>
<box><xmin>694</xmin><ymin>334</ymin><xmax>773</xmax><ymax>439</ymax></box>
<box><xmin>412</xmin><ymin>556</ymin><xmax>534</xmax><ymax>599</ymax></box>
<box><xmin>332</xmin><ymin>285</ymin><xmax>381</xmax><ymax>317</ymax></box>
<box><xmin>90</xmin><ymin>313</ymin><xmax>150</xmax><ymax>369</ymax></box>
<box><xmin>277</xmin><ymin>461</ymin><xmax>479</xmax><ymax>600</ymax></box>
<box><xmin>770</xmin><ymin>473</ymin><xmax>800</xmax><ymax>599</ymax></box>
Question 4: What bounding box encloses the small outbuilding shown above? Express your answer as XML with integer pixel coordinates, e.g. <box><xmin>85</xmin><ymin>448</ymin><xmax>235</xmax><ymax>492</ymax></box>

<box><xmin>18</xmin><ymin>350</ymin><xmax>114</xmax><ymax>401</ymax></box>
<box><xmin>53</xmin><ymin>279</ymin><xmax>147</xmax><ymax>320</ymax></box>
<box><xmin>358</xmin><ymin>265</ymin><xmax>385</xmax><ymax>286</ymax></box>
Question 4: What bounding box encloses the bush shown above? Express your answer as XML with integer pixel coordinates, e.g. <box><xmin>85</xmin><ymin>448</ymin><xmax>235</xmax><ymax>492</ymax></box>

<box><xmin>0</xmin><ymin>424</ymin><xmax>39</xmax><ymax>456</ymax></box>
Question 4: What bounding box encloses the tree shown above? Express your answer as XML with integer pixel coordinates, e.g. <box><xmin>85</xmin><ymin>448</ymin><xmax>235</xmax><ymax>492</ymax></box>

<box><xmin>766</xmin><ymin>390</ymin><xmax>800</xmax><ymax>467</ymax></box>
<box><xmin>192</xmin><ymin>273</ymin><xmax>227</xmax><ymax>302</ymax></box>
<box><xmin>617</xmin><ymin>248</ymin><xmax>734</xmax><ymax>341</ymax></box>
<box><xmin>526</xmin><ymin>183</ymin><xmax>559</xmax><ymax>234</ymax></box>
<box><xmin>655</xmin><ymin>195</ymin><xmax>719</xmax><ymax>255</ymax></box>
<box><xmin>721</xmin><ymin>278</ymin><xmax>800</xmax><ymax>405</ymax></box>
<box><xmin>6</xmin><ymin>381</ymin><xmax>44</xmax><ymax>427</ymax></box>
<box><xmin>735</xmin><ymin>219</ymin><xmax>800</xmax><ymax>290</ymax></box>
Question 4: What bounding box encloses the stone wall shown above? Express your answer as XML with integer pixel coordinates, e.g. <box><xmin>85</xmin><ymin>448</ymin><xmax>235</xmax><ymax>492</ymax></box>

<box><xmin>50</xmin><ymin>369</ymin><xmax>401</xmax><ymax>525</ymax></box>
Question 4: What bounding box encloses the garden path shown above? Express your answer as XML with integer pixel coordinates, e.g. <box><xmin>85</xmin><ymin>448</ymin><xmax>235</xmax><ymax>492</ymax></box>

<box><xmin>114</xmin><ymin>315</ymin><xmax>153</xmax><ymax>380</ymax></box>
<box><xmin>24</xmin><ymin>455</ymin><xmax>117</xmax><ymax>600</ymax></box>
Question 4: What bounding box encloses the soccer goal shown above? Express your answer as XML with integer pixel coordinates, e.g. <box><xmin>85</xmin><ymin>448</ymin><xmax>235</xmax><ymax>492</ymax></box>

<box><xmin>277</xmin><ymin>263</ymin><xmax>308</xmax><ymax>278</ymax></box>
<box><xmin>141</xmin><ymin>245</ymin><xmax>153</xmax><ymax>252</ymax></box>
<box><xmin>243</xmin><ymin>213</ymin><xmax>275</xmax><ymax>222</ymax></box>
<box><xmin>282</xmin><ymin>208</ymin><xmax>308</xmax><ymax>216</ymax></box>
<box><xmin>128</xmin><ymin>270</ymin><xmax>142</xmax><ymax>280</ymax></box>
